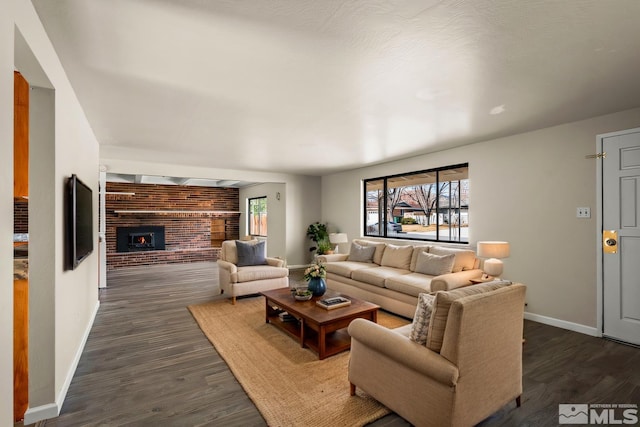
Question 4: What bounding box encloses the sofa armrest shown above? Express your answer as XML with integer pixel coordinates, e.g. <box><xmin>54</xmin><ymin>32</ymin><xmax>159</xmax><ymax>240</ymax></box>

<box><xmin>430</xmin><ymin>268</ymin><xmax>483</xmax><ymax>292</ymax></box>
<box><xmin>317</xmin><ymin>254</ymin><xmax>349</xmax><ymax>263</ymax></box>
<box><xmin>217</xmin><ymin>259</ymin><xmax>237</xmax><ymax>274</ymax></box>
<box><xmin>348</xmin><ymin>318</ymin><xmax>458</xmax><ymax>386</ymax></box>
<box><xmin>265</xmin><ymin>257</ymin><xmax>286</xmax><ymax>268</ymax></box>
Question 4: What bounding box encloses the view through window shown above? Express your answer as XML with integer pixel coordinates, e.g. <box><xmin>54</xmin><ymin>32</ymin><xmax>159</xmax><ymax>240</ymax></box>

<box><xmin>248</xmin><ymin>196</ymin><xmax>267</xmax><ymax>237</ymax></box>
<box><xmin>364</xmin><ymin>164</ymin><xmax>469</xmax><ymax>243</ymax></box>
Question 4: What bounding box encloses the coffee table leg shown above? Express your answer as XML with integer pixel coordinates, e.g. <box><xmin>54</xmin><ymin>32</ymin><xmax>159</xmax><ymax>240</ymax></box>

<box><xmin>264</xmin><ymin>298</ymin><xmax>270</xmax><ymax>323</ymax></box>
<box><xmin>318</xmin><ymin>325</ymin><xmax>326</xmax><ymax>360</ymax></box>
<box><xmin>299</xmin><ymin>318</ymin><xmax>305</xmax><ymax>348</ymax></box>
<box><xmin>371</xmin><ymin>310</ymin><xmax>378</xmax><ymax>323</ymax></box>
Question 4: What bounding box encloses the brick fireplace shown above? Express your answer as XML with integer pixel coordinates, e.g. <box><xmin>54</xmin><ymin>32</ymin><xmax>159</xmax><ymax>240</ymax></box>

<box><xmin>105</xmin><ymin>182</ymin><xmax>240</xmax><ymax>269</ymax></box>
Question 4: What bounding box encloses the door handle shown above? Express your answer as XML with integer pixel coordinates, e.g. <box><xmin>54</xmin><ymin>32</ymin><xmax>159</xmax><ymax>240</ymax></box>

<box><xmin>603</xmin><ymin>230</ymin><xmax>618</xmax><ymax>254</ymax></box>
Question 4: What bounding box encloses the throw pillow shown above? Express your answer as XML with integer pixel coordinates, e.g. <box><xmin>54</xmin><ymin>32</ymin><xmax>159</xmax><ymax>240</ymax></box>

<box><xmin>429</xmin><ymin>247</ymin><xmax>477</xmax><ymax>272</ymax></box>
<box><xmin>235</xmin><ymin>240</ymin><xmax>268</xmax><ymax>267</ymax></box>
<box><xmin>409</xmin><ymin>245</ymin><xmax>431</xmax><ymax>271</ymax></box>
<box><xmin>409</xmin><ymin>293</ymin><xmax>435</xmax><ymax>345</ymax></box>
<box><xmin>380</xmin><ymin>244</ymin><xmax>413</xmax><ymax>270</ymax></box>
<box><xmin>415</xmin><ymin>252</ymin><xmax>455</xmax><ymax>276</ymax></box>
<box><xmin>347</xmin><ymin>242</ymin><xmax>376</xmax><ymax>263</ymax></box>
<box><xmin>352</xmin><ymin>239</ymin><xmax>387</xmax><ymax>265</ymax></box>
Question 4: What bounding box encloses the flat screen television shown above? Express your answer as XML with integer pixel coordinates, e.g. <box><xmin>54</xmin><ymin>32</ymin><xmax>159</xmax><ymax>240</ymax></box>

<box><xmin>66</xmin><ymin>174</ymin><xmax>94</xmax><ymax>270</ymax></box>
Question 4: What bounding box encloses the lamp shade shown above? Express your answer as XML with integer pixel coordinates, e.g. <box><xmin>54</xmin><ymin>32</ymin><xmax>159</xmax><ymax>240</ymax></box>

<box><xmin>476</xmin><ymin>241</ymin><xmax>510</xmax><ymax>259</ymax></box>
<box><xmin>329</xmin><ymin>233</ymin><xmax>348</xmax><ymax>244</ymax></box>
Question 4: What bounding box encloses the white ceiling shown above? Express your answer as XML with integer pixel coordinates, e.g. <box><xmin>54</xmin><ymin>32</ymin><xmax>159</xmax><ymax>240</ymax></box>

<box><xmin>32</xmin><ymin>0</ymin><xmax>640</xmax><ymax>176</ymax></box>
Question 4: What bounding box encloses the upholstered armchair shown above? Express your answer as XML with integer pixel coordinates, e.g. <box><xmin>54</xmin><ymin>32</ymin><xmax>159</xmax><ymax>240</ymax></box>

<box><xmin>217</xmin><ymin>239</ymin><xmax>289</xmax><ymax>304</ymax></box>
<box><xmin>348</xmin><ymin>282</ymin><xmax>526</xmax><ymax>427</ymax></box>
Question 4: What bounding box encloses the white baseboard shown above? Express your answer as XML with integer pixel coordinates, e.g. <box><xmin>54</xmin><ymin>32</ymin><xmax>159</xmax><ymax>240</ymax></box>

<box><xmin>525</xmin><ymin>311</ymin><xmax>600</xmax><ymax>337</ymax></box>
<box><xmin>24</xmin><ymin>299</ymin><xmax>100</xmax><ymax>425</ymax></box>
<box><xmin>23</xmin><ymin>403</ymin><xmax>58</xmax><ymax>424</ymax></box>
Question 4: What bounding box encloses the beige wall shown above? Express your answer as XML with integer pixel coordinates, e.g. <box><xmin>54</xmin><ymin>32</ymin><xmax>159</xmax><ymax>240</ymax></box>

<box><xmin>2</xmin><ymin>1</ymin><xmax>101</xmax><ymax>424</ymax></box>
<box><xmin>322</xmin><ymin>107</ymin><xmax>640</xmax><ymax>331</ymax></box>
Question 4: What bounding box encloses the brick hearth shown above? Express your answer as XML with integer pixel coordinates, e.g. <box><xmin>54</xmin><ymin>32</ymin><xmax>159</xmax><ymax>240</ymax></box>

<box><xmin>106</xmin><ymin>182</ymin><xmax>240</xmax><ymax>269</ymax></box>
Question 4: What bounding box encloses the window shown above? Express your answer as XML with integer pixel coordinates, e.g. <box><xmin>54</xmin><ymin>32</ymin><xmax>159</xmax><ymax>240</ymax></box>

<box><xmin>248</xmin><ymin>197</ymin><xmax>267</xmax><ymax>237</ymax></box>
<box><xmin>364</xmin><ymin>164</ymin><xmax>468</xmax><ymax>243</ymax></box>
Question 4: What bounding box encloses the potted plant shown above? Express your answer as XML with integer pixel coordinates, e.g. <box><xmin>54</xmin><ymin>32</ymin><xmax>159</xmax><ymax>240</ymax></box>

<box><xmin>317</xmin><ymin>240</ymin><xmax>333</xmax><ymax>255</ymax></box>
<box><xmin>306</xmin><ymin>222</ymin><xmax>330</xmax><ymax>255</ymax></box>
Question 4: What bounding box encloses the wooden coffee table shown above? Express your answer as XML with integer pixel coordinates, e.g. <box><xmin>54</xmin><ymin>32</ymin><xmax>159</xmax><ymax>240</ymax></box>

<box><xmin>260</xmin><ymin>288</ymin><xmax>379</xmax><ymax>360</ymax></box>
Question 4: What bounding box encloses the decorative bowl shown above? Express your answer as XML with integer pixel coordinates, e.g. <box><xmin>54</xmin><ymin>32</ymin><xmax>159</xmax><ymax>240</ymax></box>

<box><xmin>293</xmin><ymin>288</ymin><xmax>313</xmax><ymax>301</ymax></box>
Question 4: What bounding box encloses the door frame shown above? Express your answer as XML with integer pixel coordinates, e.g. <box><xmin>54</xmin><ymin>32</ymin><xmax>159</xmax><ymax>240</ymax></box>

<box><xmin>595</xmin><ymin>127</ymin><xmax>640</xmax><ymax>337</ymax></box>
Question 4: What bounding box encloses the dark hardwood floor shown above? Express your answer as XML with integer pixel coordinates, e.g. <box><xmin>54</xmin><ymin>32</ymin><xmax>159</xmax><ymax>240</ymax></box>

<box><xmin>34</xmin><ymin>262</ymin><xmax>639</xmax><ymax>426</ymax></box>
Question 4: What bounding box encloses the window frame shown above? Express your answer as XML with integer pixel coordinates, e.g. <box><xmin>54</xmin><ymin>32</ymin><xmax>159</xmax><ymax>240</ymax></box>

<box><xmin>363</xmin><ymin>163</ymin><xmax>468</xmax><ymax>244</ymax></box>
<box><xmin>248</xmin><ymin>196</ymin><xmax>268</xmax><ymax>237</ymax></box>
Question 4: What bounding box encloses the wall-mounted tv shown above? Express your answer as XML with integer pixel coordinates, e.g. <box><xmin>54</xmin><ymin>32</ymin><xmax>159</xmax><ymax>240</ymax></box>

<box><xmin>66</xmin><ymin>174</ymin><xmax>94</xmax><ymax>270</ymax></box>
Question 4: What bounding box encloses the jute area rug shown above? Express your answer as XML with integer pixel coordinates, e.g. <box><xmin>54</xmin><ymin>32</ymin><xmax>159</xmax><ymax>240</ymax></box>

<box><xmin>188</xmin><ymin>296</ymin><xmax>410</xmax><ymax>427</ymax></box>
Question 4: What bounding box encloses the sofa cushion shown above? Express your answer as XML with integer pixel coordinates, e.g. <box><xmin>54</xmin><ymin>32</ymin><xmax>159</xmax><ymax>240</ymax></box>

<box><xmin>426</xmin><ymin>280</ymin><xmax>512</xmax><ymax>353</ymax></box>
<box><xmin>384</xmin><ymin>273</ymin><xmax>433</xmax><ymax>297</ymax></box>
<box><xmin>410</xmin><ymin>293</ymin><xmax>435</xmax><ymax>345</ymax></box>
<box><xmin>380</xmin><ymin>244</ymin><xmax>413</xmax><ymax>270</ymax></box>
<box><xmin>347</xmin><ymin>242</ymin><xmax>376</xmax><ymax>263</ymax></box>
<box><xmin>325</xmin><ymin>261</ymin><xmax>372</xmax><ymax>279</ymax></box>
<box><xmin>429</xmin><ymin>247</ymin><xmax>476</xmax><ymax>272</ymax></box>
<box><xmin>415</xmin><ymin>252</ymin><xmax>455</xmax><ymax>276</ymax></box>
<box><xmin>409</xmin><ymin>245</ymin><xmax>431</xmax><ymax>271</ymax></box>
<box><xmin>352</xmin><ymin>239</ymin><xmax>387</xmax><ymax>265</ymax></box>
<box><xmin>351</xmin><ymin>266</ymin><xmax>410</xmax><ymax>288</ymax></box>
<box><xmin>236</xmin><ymin>265</ymin><xmax>289</xmax><ymax>282</ymax></box>
<box><xmin>236</xmin><ymin>240</ymin><xmax>268</xmax><ymax>266</ymax></box>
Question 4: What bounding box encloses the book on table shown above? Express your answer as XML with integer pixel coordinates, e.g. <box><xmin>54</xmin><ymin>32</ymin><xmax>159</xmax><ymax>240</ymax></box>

<box><xmin>316</xmin><ymin>296</ymin><xmax>351</xmax><ymax>310</ymax></box>
<box><xmin>278</xmin><ymin>311</ymin><xmax>297</xmax><ymax>322</ymax></box>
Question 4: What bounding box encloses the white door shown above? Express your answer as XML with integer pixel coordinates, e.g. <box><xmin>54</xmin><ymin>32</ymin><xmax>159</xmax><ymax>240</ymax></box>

<box><xmin>602</xmin><ymin>128</ymin><xmax>640</xmax><ymax>346</ymax></box>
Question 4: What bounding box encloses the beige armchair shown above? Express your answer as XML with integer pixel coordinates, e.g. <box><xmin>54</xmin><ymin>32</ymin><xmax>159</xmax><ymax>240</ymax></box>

<box><xmin>348</xmin><ymin>283</ymin><xmax>526</xmax><ymax>427</ymax></box>
<box><xmin>217</xmin><ymin>240</ymin><xmax>289</xmax><ymax>304</ymax></box>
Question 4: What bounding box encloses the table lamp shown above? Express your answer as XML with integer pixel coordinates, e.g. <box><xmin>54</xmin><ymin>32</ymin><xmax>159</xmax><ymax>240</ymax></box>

<box><xmin>329</xmin><ymin>233</ymin><xmax>348</xmax><ymax>253</ymax></box>
<box><xmin>477</xmin><ymin>241</ymin><xmax>510</xmax><ymax>279</ymax></box>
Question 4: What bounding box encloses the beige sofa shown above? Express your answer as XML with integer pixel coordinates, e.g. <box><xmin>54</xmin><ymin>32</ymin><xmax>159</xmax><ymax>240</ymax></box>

<box><xmin>348</xmin><ymin>282</ymin><xmax>526</xmax><ymax>427</ymax></box>
<box><xmin>217</xmin><ymin>240</ymin><xmax>289</xmax><ymax>304</ymax></box>
<box><xmin>318</xmin><ymin>239</ymin><xmax>483</xmax><ymax>318</ymax></box>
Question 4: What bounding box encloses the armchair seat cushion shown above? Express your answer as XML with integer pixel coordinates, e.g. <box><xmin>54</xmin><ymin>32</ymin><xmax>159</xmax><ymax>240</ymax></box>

<box><xmin>236</xmin><ymin>265</ymin><xmax>289</xmax><ymax>282</ymax></box>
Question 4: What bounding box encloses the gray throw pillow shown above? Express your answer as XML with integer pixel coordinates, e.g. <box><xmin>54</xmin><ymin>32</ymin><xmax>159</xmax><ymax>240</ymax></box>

<box><xmin>347</xmin><ymin>242</ymin><xmax>376</xmax><ymax>263</ymax></box>
<box><xmin>410</xmin><ymin>293</ymin><xmax>435</xmax><ymax>345</ymax></box>
<box><xmin>236</xmin><ymin>240</ymin><xmax>268</xmax><ymax>266</ymax></box>
<box><xmin>415</xmin><ymin>251</ymin><xmax>455</xmax><ymax>276</ymax></box>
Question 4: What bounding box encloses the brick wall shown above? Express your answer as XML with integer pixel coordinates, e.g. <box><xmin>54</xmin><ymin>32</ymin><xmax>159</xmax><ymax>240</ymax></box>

<box><xmin>106</xmin><ymin>182</ymin><xmax>240</xmax><ymax>269</ymax></box>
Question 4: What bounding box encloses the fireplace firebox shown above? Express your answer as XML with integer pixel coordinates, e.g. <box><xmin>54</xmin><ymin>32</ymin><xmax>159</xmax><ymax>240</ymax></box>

<box><xmin>116</xmin><ymin>226</ymin><xmax>165</xmax><ymax>252</ymax></box>
<box><xmin>128</xmin><ymin>232</ymin><xmax>155</xmax><ymax>250</ymax></box>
